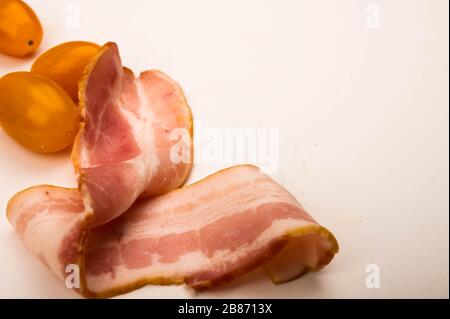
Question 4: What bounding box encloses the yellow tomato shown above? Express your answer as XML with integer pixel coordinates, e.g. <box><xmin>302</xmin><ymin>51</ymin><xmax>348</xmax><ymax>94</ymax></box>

<box><xmin>0</xmin><ymin>0</ymin><xmax>43</xmax><ymax>56</ymax></box>
<box><xmin>0</xmin><ymin>72</ymin><xmax>79</xmax><ymax>153</ymax></box>
<box><xmin>31</xmin><ymin>41</ymin><xmax>100</xmax><ymax>101</ymax></box>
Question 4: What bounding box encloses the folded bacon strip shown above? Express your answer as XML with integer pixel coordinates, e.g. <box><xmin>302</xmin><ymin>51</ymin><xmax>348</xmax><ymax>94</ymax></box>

<box><xmin>6</xmin><ymin>43</ymin><xmax>338</xmax><ymax>298</ymax></box>
<box><xmin>73</xmin><ymin>43</ymin><xmax>192</xmax><ymax>226</ymax></box>
<box><xmin>8</xmin><ymin>165</ymin><xmax>338</xmax><ymax>298</ymax></box>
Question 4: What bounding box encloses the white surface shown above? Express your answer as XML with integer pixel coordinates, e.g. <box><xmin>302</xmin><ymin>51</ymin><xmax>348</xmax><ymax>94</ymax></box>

<box><xmin>0</xmin><ymin>0</ymin><xmax>448</xmax><ymax>298</ymax></box>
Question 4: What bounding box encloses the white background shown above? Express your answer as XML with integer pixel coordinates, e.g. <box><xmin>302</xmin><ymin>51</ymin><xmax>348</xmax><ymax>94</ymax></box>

<box><xmin>0</xmin><ymin>0</ymin><xmax>448</xmax><ymax>298</ymax></box>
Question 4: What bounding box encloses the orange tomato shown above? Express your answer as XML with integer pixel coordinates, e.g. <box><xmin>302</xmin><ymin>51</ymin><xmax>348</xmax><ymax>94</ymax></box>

<box><xmin>0</xmin><ymin>72</ymin><xmax>79</xmax><ymax>153</ymax></box>
<box><xmin>31</xmin><ymin>41</ymin><xmax>100</xmax><ymax>101</ymax></box>
<box><xmin>0</xmin><ymin>0</ymin><xmax>43</xmax><ymax>56</ymax></box>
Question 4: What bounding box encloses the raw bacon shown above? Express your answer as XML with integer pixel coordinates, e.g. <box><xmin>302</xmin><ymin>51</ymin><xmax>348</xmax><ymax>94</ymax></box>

<box><xmin>7</xmin><ymin>165</ymin><xmax>338</xmax><ymax>298</ymax></box>
<box><xmin>6</xmin><ymin>42</ymin><xmax>338</xmax><ymax>298</ymax></box>
<box><xmin>73</xmin><ymin>43</ymin><xmax>193</xmax><ymax>226</ymax></box>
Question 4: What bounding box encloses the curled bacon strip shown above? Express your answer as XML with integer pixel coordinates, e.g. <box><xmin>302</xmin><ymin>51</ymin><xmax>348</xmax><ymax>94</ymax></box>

<box><xmin>7</xmin><ymin>166</ymin><xmax>338</xmax><ymax>298</ymax></box>
<box><xmin>73</xmin><ymin>43</ymin><xmax>192</xmax><ymax>226</ymax></box>
<box><xmin>6</xmin><ymin>43</ymin><xmax>338</xmax><ymax>298</ymax></box>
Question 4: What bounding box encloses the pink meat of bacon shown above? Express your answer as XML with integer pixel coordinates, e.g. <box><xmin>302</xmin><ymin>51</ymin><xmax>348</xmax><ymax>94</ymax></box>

<box><xmin>7</xmin><ymin>165</ymin><xmax>338</xmax><ymax>298</ymax></box>
<box><xmin>6</xmin><ymin>42</ymin><xmax>338</xmax><ymax>298</ymax></box>
<box><xmin>73</xmin><ymin>43</ymin><xmax>193</xmax><ymax>227</ymax></box>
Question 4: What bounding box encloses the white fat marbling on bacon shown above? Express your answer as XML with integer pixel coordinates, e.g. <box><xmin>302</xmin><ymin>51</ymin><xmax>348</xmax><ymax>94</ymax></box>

<box><xmin>7</xmin><ymin>186</ymin><xmax>89</xmax><ymax>282</ymax></box>
<box><xmin>73</xmin><ymin>43</ymin><xmax>192</xmax><ymax>227</ymax></box>
<box><xmin>81</xmin><ymin>165</ymin><xmax>336</xmax><ymax>294</ymax></box>
<box><xmin>91</xmin><ymin>166</ymin><xmax>303</xmax><ymax>240</ymax></box>
<box><xmin>7</xmin><ymin>165</ymin><xmax>338</xmax><ymax>297</ymax></box>
<box><xmin>85</xmin><ymin>218</ymin><xmax>316</xmax><ymax>293</ymax></box>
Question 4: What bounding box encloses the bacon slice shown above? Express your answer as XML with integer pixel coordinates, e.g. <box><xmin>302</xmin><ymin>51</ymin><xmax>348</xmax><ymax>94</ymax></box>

<box><xmin>6</xmin><ymin>42</ymin><xmax>338</xmax><ymax>298</ymax></box>
<box><xmin>7</xmin><ymin>165</ymin><xmax>338</xmax><ymax>298</ymax></box>
<box><xmin>73</xmin><ymin>43</ymin><xmax>193</xmax><ymax>227</ymax></box>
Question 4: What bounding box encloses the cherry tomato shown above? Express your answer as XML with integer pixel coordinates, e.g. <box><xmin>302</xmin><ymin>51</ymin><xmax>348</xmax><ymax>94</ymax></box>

<box><xmin>31</xmin><ymin>41</ymin><xmax>100</xmax><ymax>101</ymax></box>
<box><xmin>0</xmin><ymin>72</ymin><xmax>79</xmax><ymax>153</ymax></box>
<box><xmin>0</xmin><ymin>0</ymin><xmax>43</xmax><ymax>56</ymax></box>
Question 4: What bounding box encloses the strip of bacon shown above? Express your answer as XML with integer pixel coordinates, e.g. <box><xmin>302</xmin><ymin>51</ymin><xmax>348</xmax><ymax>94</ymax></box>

<box><xmin>72</xmin><ymin>43</ymin><xmax>193</xmax><ymax>227</ymax></box>
<box><xmin>7</xmin><ymin>165</ymin><xmax>338</xmax><ymax>298</ymax></box>
<box><xmin>6</xmin><ymin>185</ymin><xmax>91</xmax><ymax>288</ymax></box>
<box><xmin>6</xmin><ymin>42</ymin><xmax>338</xmax><ymax>297</ymax></box>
